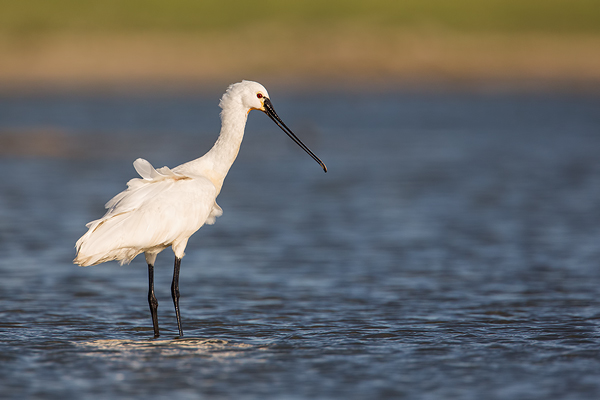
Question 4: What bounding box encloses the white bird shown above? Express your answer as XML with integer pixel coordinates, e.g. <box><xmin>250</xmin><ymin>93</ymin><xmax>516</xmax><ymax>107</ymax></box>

<box><xmin>74</xmin><ymin>80</ymin><xmax>326</xmax><ymax>338</ymax></box>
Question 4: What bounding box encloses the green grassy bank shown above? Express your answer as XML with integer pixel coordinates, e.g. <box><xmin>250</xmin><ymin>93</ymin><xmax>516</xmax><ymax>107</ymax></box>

<box><xmin>1</xmin><ymin>1</ymin><xmax>599</xmax><ymax>90</ymax></box>
<box><xmin>1</xmin><ymin>0</ymin><xmax>599</xmax><ymax>35</ymax></box>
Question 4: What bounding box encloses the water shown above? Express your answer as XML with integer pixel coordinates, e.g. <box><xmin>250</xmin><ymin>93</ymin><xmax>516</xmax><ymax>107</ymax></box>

<box><xmin>1</xmin><ymin>89</ymin><xmax>600</xmax><ymax>399</ymax></box>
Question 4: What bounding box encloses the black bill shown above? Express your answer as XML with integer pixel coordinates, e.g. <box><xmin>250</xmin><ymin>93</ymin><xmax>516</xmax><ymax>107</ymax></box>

<box><xmin>263</xmin><ymin>98</ymin><xmax>327</xmax><ymax>173</ymax></box>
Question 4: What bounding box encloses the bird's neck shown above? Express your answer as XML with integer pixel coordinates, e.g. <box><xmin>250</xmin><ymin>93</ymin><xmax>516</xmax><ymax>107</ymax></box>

<box><xmin>178</xmin><ymin>103</ymin><xmax>249</xmax><ymax>194</ymax></box>
<box><xmin>209</xmin><ymin>104</ymin><xmax>249</xmax><ymax>177</ymax></box>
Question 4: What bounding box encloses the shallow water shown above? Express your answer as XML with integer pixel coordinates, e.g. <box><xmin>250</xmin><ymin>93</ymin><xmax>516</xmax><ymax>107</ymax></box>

<box><xmin>1</xmin><ymin>90</ymin><xmax>600</xmax><ymax>399</ymax></box>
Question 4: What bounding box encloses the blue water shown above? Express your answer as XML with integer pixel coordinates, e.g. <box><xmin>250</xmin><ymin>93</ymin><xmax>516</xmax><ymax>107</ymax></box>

<box><xmin>1</xmin><ymin>89</ymin><xmax>600</xmax><ymax>399</ymax></box>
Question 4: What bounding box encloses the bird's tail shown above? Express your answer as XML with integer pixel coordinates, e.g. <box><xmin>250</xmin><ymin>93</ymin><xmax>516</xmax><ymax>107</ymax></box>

<box><xmin>74</xmin><ymin>215</ymin><xmax>142</xmax><ymax>266</ymax></box>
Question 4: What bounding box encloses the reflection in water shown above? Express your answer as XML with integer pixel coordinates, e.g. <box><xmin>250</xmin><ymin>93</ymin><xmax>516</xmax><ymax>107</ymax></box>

<box><xmin>76</xmin><ymin>338</ymin><xmax>256</xmax><ymax>360</ymax></box>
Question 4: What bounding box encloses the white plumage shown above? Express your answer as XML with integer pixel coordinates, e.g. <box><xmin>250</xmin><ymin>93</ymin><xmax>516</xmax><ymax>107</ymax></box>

<box><xmin>74</xmin><ymin>158</ymin><xmax>221</xmax><ymax>266</ymax></box>
<box><xmin>74</xmin><ymin>80</ymin><xmax>326</xmax><ymax>338</ymax></box>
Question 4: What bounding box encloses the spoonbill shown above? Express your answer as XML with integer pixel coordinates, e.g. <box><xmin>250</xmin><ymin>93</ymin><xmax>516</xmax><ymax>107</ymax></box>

<box><xmin>74</xmin><ymin>80</ymin><xmax>326</xmax><ymax>338</ymax></box>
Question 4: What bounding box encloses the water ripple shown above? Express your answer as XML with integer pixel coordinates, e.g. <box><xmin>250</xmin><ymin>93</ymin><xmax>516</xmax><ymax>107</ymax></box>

<box><xmin>1</xmin><ymin>91</ymin><xmax>600</xmax><ymax>399</ymax></box>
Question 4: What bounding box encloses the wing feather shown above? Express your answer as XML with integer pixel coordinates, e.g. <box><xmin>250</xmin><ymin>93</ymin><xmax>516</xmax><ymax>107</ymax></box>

<box><xmin>74</xmin><ymin>159</ymin><xmax>221</xmax><ymax>266</ymax></box>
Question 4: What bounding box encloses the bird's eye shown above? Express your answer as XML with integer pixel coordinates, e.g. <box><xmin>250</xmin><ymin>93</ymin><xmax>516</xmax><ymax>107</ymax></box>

<box><xmin>256</xmin><ymin>93</ymin><xmax>263</xmax><ymax>99</ymax></box>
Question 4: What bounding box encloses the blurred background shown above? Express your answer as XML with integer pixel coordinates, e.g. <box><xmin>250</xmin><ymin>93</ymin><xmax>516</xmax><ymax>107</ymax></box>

<box><xmin>1</xmin><ymin>2</ymin><xmax>600</xmax><ymax>400</ymax></box>
<box><xmin>0</xmin><ymin>0</ymin><xmax>599</xmax><ymax>91</ymax></box>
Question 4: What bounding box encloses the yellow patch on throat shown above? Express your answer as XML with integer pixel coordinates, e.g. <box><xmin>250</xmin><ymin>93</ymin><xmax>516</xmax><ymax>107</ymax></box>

<box><xmin>248</xmin><ymin>105</ymin><xmax>264</xmax><ymax>115</ymax></box>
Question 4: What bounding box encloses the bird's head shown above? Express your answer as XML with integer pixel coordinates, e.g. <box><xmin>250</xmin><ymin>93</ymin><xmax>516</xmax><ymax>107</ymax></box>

<box><xmin>221</xmin><ymin>80</ymin><xmax>327</xmax><ymax>173</ymax></box>
<box><xmin>221</xmin><ymin>80</ymin><xmax>269</xmax><ymax>113</ymax></box>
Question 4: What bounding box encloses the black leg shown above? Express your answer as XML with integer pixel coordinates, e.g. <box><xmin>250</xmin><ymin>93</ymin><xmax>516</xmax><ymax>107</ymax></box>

<box><xmin>171</xmin><ymin>257</ymin><xmax>184</xmax><ymax>337</ymax></box>
<box><xmin>148</xmin><ymin>263</ymin><xmax>160</xmax><ymax>338</ymax></box>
